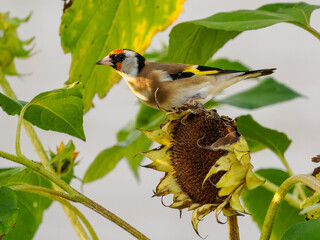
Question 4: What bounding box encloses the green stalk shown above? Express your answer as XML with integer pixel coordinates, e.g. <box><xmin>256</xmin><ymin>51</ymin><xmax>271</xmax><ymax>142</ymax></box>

<box><xmin>260</xmin><ymin>175</ymin><xmax>320</xmax><ymax>240</ymax></box>
<box><xmin>279</xmin><ymin>156</ymin><xmax>307</xmax><ymax>200</ymax></box>
<box><xmin>0</xmin><ymin>71</ymin><xmax>49</xmax><ymax>166</ymax></box>
<box><xmin>256</xmin><ymin>174</ymin><xmax>301</xmax><ymax>208</ymax></box>
<box><xmin>10</xmin><ymin>185</ymin><xmax>97</xmax><ymax>240</ymax></box>
<box><xmin>1</xmin><ymin>68</ymin><xmax>150</xmax><ymax>239</ymax></box>
<box><xmin>0</xmin><ymin>150</ymin><xmax>150</xmax><ymax>240</ymax></box>
<box><xmin>295</xmin><ymin>23</ymin><xmax>320</xmax><ymax>40</ymax></box>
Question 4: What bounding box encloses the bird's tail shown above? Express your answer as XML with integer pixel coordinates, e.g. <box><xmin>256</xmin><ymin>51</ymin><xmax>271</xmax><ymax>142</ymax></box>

<box><xmin>215</xmin><ymin>68</ymin><xmax>276</xmax><ymax>92</ymax></box>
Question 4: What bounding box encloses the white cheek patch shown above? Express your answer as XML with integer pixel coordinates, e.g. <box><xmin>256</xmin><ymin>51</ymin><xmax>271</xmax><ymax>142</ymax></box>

<box><xmin>121</xmin><ymin>57</ymin><xmax>139</xmax><ymax>77</ymax></box>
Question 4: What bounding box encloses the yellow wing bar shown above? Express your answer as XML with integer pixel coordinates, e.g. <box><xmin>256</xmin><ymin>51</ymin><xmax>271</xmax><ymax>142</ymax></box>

<box><xmin>183</xmin><ymin>66</ymin><xmax>220</xmax><ymax>75</ymax></box>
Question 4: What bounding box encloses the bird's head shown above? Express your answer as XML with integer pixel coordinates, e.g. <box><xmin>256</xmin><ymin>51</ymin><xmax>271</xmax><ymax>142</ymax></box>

<box><xmin>96</xmin><ymin>49</ymin><xmax>145</xmax><ymax>76</ymax></box>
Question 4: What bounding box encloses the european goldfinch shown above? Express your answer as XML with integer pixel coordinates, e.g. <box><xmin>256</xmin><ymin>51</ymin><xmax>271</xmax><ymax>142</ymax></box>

<box><xmin>96</xmin><ymin>49</ymin><xmax>275</xmax><ymax>109</ymax></box>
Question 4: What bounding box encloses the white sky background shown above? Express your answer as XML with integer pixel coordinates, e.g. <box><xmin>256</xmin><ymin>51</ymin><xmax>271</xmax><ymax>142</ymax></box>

<box><xmin>1</xmin><ymin>0</ymin><xmax>320</xmax><ymax>239</ymax></box>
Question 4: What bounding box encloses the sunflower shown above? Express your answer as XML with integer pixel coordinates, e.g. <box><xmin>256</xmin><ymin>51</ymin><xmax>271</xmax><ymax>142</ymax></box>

<box><xmin>141</xmin><ymin>106</ymin><xmax>264</xmax><ymax>232</ymax></box>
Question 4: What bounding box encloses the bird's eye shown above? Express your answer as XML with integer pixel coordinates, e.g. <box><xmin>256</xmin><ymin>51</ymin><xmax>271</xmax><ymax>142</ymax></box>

<box><xmin>113</xmin><ymin>54</ymin><xmax>126</xmax><ymax>62</ymax></box>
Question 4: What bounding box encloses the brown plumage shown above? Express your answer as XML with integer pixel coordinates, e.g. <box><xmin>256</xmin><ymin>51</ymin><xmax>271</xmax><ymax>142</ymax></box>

<box><xmin>96</xmin><ymin>49</ymin><xmax>275</xmax><ymax>109</ymax></box>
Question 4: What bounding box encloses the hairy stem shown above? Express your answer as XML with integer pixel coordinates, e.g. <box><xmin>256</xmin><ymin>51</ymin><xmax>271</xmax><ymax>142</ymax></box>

<box><xmin>0</xmin><ymin>150</ymin><xmax>150</xmax><ymax>240</ymax></box>
<box><xmin>260</xmin><ymin>175</ymin><xmax>320</xmax><ymax>240</ymax></box>
<box><xmin>11</xmin><ymin>185</ymin><xmax>97</xmax><ymax>240</ymax></box>
<box><xmin>256</xmin><ymin>174</ymin><xmax>301</xmax><ymax>208</ymax></box>
<box><xmin>279</xmin><ymin>156</ymin><xmax>306</xmax><ymax>200</ymax></box>
<box><xmin>0</xmin><ymin>71</ymin><xmax>49</xmax><ymax>166</ymax></box>
<box><xmin>228</xmin><ymin>216</ymin><xmax>240</xmax><ymax>240</ymax></box>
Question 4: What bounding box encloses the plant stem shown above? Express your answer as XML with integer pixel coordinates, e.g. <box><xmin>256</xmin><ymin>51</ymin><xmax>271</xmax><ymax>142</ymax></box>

<box><xmin>0</xmin><ymin>71</ymin><xmax>50</xmax><ymax>166</ymax></box>
<box><xmin>11</xmin><ymin>185</ymin><xmax>97</xmax><ymax>240</ymax></box>
<box><xmin>23</xmin><ymin>121</ymin><xmax>50</xmax><ymax>166</ymax></box>
<box><xmin>279</xmin><ymin>156</ymin><xmax>307</xmax><ymax>200</ymax></box>
<box><xmin>1</xmin><ymin>72</ymin><xmax>150</xmax><ymax>239</ymax></box>
<box><xmin>298</xmin><ymin>23</ymin><xmax>320</xmax><ymax>40</ymax></box>
<box><xmin>0</xmin><ymin>69</ymin><xmax>17</xmax><ymax>99</ymax></box>
<box><xmin>260</xmin><ymin>175</ymin><xmax>320</xmax><ymax>240</ymax></box>
<box><xmin>0</xmin><ymin>150</ymin><xmax>150</xmax><ymax>240</ymax></box>
<box><xmin>228</xmin><ymin>215</ymin><xmax>240</xmax><ymax>240</ymax></box>
<box><xmin>256</xmin><ymin>174</ymin><xmax>301</xmax><ymax>208</ymax></box>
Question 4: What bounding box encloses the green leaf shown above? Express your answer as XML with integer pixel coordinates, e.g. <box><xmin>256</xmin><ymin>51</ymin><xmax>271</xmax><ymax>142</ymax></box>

<box><xmin>168</xmin><ymin>23</ymin><xmax>238</xmax><ymax>64</ymax></box>
<box><xmin>281</xmin><ymin>220</ymin><xmax>320</xmax><ymax>240</ymax></box>
<box><xmin>84</xmin><ymin>104</ymin><xmax>163</xmax><ymax>183</ymax></box>
<box><xmin>167</xmin><ymin>2</ymin><xmax>320</xmax><ymax>64</ymax></box>
<box><xmin>60</xmin><ymin>0</ymin><xmax>185</xmax><ymax>111</ymax></box>
<box><xmin>0</xmin><ymin>168</ymin><xmax>53</xmax><ymax>240</ymax></box>
<box><xmin>242</xmin><ymin>169</ymin><xmax>305</xmax><ymax>240</ymax></box>
<box><xmin>0</xmin><ymin>13</ymin><xmax>33</xmax><ymax>76</ymax></box>
<box><xmin>237</xmin><ymin>115</ymin><xmax>291</xmax><ymax>158</ymax></box>
<box><xmin>23</xmin><ymin>82</ymin><xmax>85</xmax><ymax>140</ymax></box>
<box><xmin>83</xmin><ymin>146</ymin><xmax>124</xmax><ymax>183</ymax></box>
<box><xmin>0</xmin><ymin>186</ymin><xmax>18</xmax><ymax>238</ymax></box>
<box><xmin>135</xmin><ymin>104</ymin><xmax>164</xmax><ymax>130</ymax></box>
<box><xmin>0</xmin><ymin>92</ymin><xmax>27</xmax><ymax>116</ymax></box>
<box><xmin>123</xmin><ymin>133</ymin><xmax>152</xmax><ymax>177</ymax></box>
<box><xmin>207</xmin><ymin>58</ymin><xmax>249</xmax><ymax>71</ymax></box>
<box><xmin>218</xmin><ymin>78</ymin><xmax>302</xmax><ymax>109</ymax></box>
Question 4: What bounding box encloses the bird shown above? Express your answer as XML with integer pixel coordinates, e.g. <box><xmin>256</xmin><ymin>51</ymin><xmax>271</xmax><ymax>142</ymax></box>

<box><xmin>96</xmin><ymin>49</ymin><xmax>275</xmax><ymax>110</ymax></box>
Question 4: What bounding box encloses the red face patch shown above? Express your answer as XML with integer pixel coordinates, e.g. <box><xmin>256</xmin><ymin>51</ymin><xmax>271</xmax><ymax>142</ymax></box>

<box><xmin>110</xmin><ymin>49</ymin><xmax>125</xmax><ymax>55</ymax></box>
<box><xmin>116</xmin><ymin>62</ymin><xmax>122</xmax><ymax>70</ymax></box>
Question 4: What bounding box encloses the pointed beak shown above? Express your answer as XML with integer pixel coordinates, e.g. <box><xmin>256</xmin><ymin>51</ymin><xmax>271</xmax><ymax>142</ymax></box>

<box><xmin>96</xmin><ymin>55</ymin><xmax>113</xmax><ymax>66</ymax></box>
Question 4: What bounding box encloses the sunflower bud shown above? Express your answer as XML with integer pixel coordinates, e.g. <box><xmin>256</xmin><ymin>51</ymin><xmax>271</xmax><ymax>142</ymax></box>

<box><xmin>50</xmin><ymin>141</ymin><xmax>78</xmax><ymax>175</ymax></box>
<box><xmin>141</xmin><ymin>107</ymin><xmax>264</xmax><ymax>232</ymax></box>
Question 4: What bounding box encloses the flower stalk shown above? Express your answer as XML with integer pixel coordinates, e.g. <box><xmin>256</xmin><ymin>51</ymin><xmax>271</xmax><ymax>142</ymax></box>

<box><xmin>228</xmin><ymin>215</ymin><xmax>240</xmax><ymax>240</ymax></box>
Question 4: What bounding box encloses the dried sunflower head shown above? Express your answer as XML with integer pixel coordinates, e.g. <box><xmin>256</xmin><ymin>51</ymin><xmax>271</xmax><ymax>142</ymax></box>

<box><xmin>141</xmin><ymin>106</ymin><xmax>264</xmax><ymax>232</ymax></box>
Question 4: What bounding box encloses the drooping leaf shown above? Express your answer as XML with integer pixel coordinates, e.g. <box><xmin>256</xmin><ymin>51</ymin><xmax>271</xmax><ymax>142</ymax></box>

<box><xmin>0</xmin><ymin>92</ymin><xmax>27</xmax><ymax>116</ymax></box>
<box><xmin>281</xmin><ymin>220</ymin><xmax>320</xmax><ymax>240</ymax></box>
<box><xmin>0</xmin><ymin>186</ymin><xmax>18</xmax><ymax>238</ymax></box>
<box><xmin>242</xmin><ymin>169</ymin><xmax>305</xmax><ymax>240</ymax></box>
<box><xmin>23</xmin><ymin>82</ymin><xmax>85</xmax><ymax>140</ymax></box>
<box><xmin>167</xmin><ymin>2</ymin><xmax>320</xmax><ymax>64</ymax></box>
<box><xmin>237</xmin><ymin>115</ymin><xmax>291</xmax><ymax>158</ymax></box>
<box><xmin>0</xmin><ymin>168</ymin><xmax>53</xmax><ymax>240</ymax></box>
<box><xmin>217</xmin><ymin>78</ymin><xmax>302</xmax><ymax>109</ymax></box>
<box><xmin>60</xmin><ymin>0</ymin><xmax>185</xmax><ymax>111</ymax></box>
<box><xmin>84</xmin><ymin>104</ymin><xmax>163</xmax><ymax>183</ymax></box>
<box><xmin>0</xmin><ymin>13</ymin><xmax>33</xmax><ymax>76</ymax></box>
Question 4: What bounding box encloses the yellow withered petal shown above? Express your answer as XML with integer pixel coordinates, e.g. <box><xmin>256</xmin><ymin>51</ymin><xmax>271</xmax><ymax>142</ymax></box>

<box><xmin>170</xmin><ymin>193</ymin><xmax>193</xmax><ymax>209</ymax></box>
<box><xmin>155</xmin><ymin>173</ymin><xmax>181</xmax><ymax>196</ymax></box>
<box><xmin>189</xmin><ymin>203</ymin><xmax>201</xmax><ymax>211</ymax></box>
<box><xmin>192</xmin><ymin>204</ymin><xmax>217</xmax><ymax>232</ymax></box>
<box><xmin>216</xmin><ymin>161</ymin><xmax>247</xmax><ymax>191</ymax></box>
<box><xmin>216</xmin><ymin>199</ymin><xmax>230</xmax><ymax>220</ymax></box>
<box><xmin>202</xmin><ymin>152</ymin><xmax>236</xmax><ymax>185</ymax></box>
<box><xmin>229</xmin><ymin>184</ymin><xmax>246</xmax><ymax>213</ymax></box>
<box><xmin>140</xmin><ymin>129</ymin><xmax>171</xmax><ymax>145</ymax></box>
<box><xmin>233</xmin><ymin>137</ymin><xmax>251</xmax><ymax>165</ymax></box>
<box><xmin>142</xmin><ymin>146</ymin><xmax>172</xmax><ymax>172</ymax></box>
<box><xmin>246</xmin><ymin>164</ymin><xmax>265</xmax><ymax>189</ymax></box>
<box><xmin>166</xmin><ymin>108</ymin><xmax>191</xmax><ymax>121</ymax></box>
